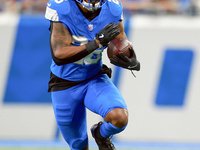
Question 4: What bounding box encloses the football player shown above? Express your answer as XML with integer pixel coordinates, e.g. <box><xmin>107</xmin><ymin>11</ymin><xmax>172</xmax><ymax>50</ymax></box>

<box><xmin>45</xmin><ymin>0</ymin><xmax>140</xmax><ymax>149</ymax></box>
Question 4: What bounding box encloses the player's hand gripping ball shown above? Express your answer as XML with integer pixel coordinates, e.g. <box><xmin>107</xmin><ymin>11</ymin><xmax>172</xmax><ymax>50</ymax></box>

<box><xmin>107</xmin><ymin>38</ymin><xmax>140</xmax><ymax>71</ymax></box>
<box><xmin>107</xmin><ymin>38</ymin><xmax>131</xmax><ymax>59</ymax></box>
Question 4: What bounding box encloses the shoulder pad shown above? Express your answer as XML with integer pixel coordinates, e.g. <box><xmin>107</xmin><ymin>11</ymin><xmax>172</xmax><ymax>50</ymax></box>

<box><xmin>45</xmin><ymin>0</ymin><xmax>70</xmax><ymax>21</ymax></box>
<box><xmin>107</xmin><ymin>0</ymin><xmax>123</xmax><ymax>17</ymax></box>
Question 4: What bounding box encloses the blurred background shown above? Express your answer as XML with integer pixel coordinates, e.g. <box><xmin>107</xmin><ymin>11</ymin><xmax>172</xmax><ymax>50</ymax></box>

<box><xmin>1</xmin><ymin>0</ymin><xmax>200</xmax><ymax>150</ymax></box>
<box><xmin>0</xmin><ymin>0</ymin><xmax>200</xmax><ymax>15</ymax></box>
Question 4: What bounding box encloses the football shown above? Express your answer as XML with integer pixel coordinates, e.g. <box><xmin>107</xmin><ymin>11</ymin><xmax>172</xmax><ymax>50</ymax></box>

<box><xmin>107</xmin><ymin>38</ymin><xmax>132</xmax><ymax>59</ymax></box>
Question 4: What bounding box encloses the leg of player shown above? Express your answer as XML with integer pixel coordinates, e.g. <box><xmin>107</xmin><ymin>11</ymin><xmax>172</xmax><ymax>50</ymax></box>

<box><xmin>85</xmin><ymin>74</ymin><xmax>128</xmax><ymax>150</ymax></box>
<box><xmin>51</xmin><ymin>87</ymin><xmax>90</xmax><ymax>150</ymax></box>
<box><xmin>104</xmin><ymin>108</ymin><xmax>128</xmax><ymax>128</ymax></box>
<box><xmin>70</xmin><ymin>145</ymin><xmax>88</xmax><ymax>150</ymax></box>
<box><xmin>91</xmin><ymin>108</ymin><xmax>128</xmax><ymax>150</ymax></box>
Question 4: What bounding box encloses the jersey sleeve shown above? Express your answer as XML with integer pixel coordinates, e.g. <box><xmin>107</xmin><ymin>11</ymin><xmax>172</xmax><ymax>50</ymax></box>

<box><xmin>45</xmin><ymin>6</ymin><xmax>59</xmax><ymax>21</ymax></box>
<box><xmin>45</xmin><ymin>0</ymin><xmax>70</xmax><ymax>22</ymax></box>
<box><xmin>107</xmin><ymin>0</ymin><xmax>123</xmax><ymax>22</ymax></box>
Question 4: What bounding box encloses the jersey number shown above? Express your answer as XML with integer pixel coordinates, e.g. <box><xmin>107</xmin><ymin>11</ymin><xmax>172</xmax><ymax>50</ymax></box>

<box><xmin>74</xmin><ymin>50</ymin><xmax>103</xmax><ymax>65</ymax></box>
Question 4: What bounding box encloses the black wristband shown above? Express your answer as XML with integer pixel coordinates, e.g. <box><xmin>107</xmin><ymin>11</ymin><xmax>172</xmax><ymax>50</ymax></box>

<box><xmin>85</xmin><ymin>40</ymin><xmax>98</xmax><ymax>53</ymax></box>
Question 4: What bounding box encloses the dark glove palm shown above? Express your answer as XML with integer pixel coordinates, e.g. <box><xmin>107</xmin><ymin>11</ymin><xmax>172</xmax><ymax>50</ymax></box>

<box><xmin>110</xmin><ymin>47</ymin><xmax>140</xmax><ymax>71</ymax></box>
<box><xmin>96</xmin><ymin>23</ymin><xmax>120</xmax><ymax>47</ymax></box>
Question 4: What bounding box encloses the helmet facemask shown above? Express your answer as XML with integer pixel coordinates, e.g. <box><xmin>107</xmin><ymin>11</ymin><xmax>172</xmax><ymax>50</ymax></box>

<box><xmin>76</xmin><ymin>0</ymin><xmax>106</xmax><ymax>11</ymax></box>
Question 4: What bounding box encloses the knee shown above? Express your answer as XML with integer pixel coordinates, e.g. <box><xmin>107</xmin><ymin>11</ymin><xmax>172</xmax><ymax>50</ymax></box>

<box><xmin>104</xmin><ymin>108</ymin><xmax>128</xmax><ymax>128</ymax></box>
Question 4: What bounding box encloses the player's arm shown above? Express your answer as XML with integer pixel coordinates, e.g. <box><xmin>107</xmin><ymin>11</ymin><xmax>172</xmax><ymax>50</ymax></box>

<box><xmin>51</xmin><ymin>22</ymin><xmax>87</xmax><ymax>58</ymax></box>
<box><xmin>50</xmin><ymin>22</ymin><xmax>120</xmax><ymax>66</ymax></box>
<box><xmin>116</xmin><ymin>21</ymin><xmax>128</xmax><ymax>40</ymax></box>
<box><xmin>115</xmin><ymin>21</ymin><xmax>134</xmax><ymax>50</ymax></box>
<box><xmin>50</xmin><ymin>22</ymin><xmax>99</xmax><ymax>65</ymax></box>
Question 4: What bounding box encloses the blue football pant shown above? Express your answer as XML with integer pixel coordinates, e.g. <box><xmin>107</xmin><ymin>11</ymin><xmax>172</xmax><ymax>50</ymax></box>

<box><xmin>51</xmin><ymin>74</ymin><xmax>127</xmax><ymax>150</ymax></box>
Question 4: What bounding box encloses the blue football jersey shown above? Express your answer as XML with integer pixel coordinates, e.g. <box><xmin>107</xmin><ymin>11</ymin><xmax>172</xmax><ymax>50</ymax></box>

<box><xmin>45</xmin><ymin>0</ymin><xmax>123</xmax><ymax>81</ymax></box>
